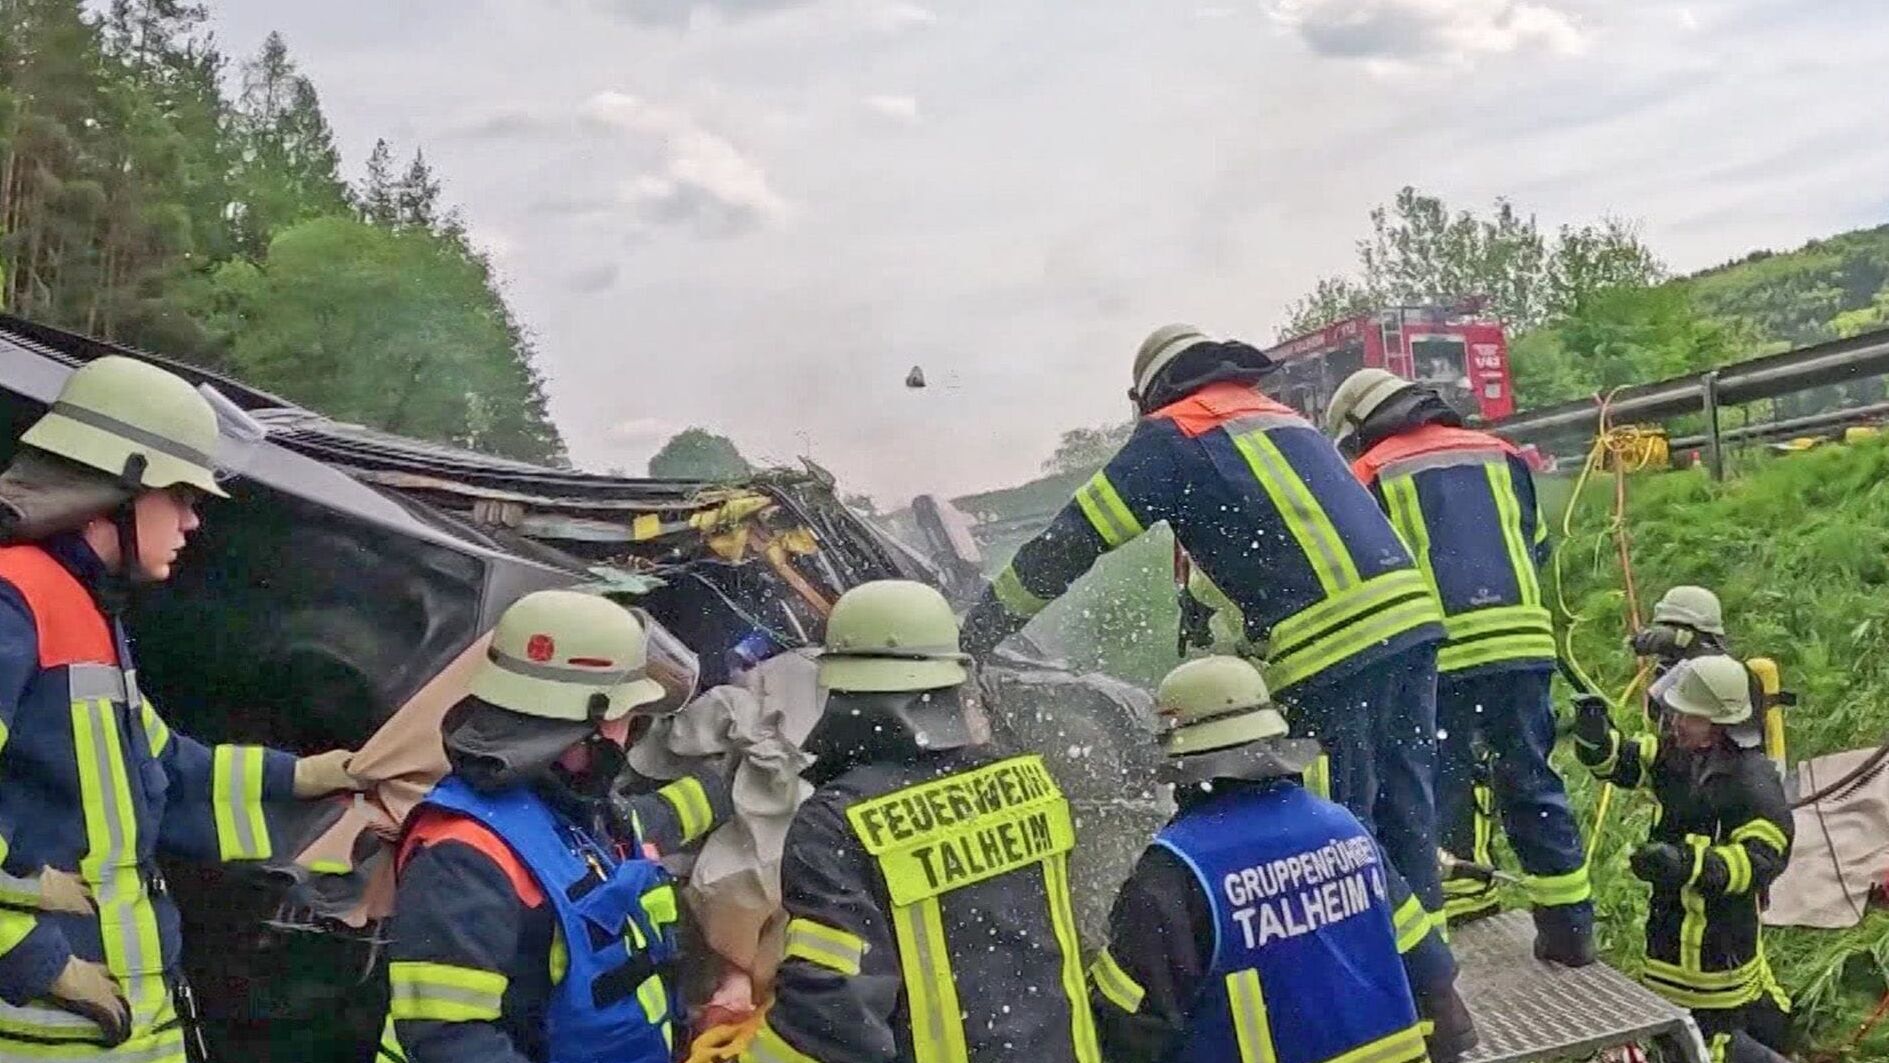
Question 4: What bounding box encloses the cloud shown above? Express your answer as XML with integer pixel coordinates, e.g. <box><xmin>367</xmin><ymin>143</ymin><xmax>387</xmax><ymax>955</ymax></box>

<box><xmin>864</xmin><ymin>1</ymin><xmax>937</xmax><ymax>33</ymax></box>
<box><xmin>528</xmin><ymin>192</ymin><xmax>621</xmax><ymax>218</ymax></box>
<box><xmin>582</xmin><ymin>91</ymin><xmax>791</xmax><ymax>235</ymax></box>
<box><xmin>595</xmin><ymin>0</ymin><xmax>808</xmax><ymax>27</ymax></box>
<box><xmin>607</xmin><ymin>416</ymin><xmax>675</xmax><ymax>442</ymax></box>
<box><xmin>443</xmin><ymin>109</ymin><xmax>560</xmax><ymax>141</ymax></box>
<box><xmin>1270</xmin><ymin>0</ymin><xmax>1586</xmax><ymax>66</ymax></box>
<box><xmin>567</xmin><ymin>263</ymin><xmax>621</xmax><ymax>292</ymax></box>
<box><xmin>862</xmin><ymin>94</ymin><xmax>920</xmax><ymax>123</ymax></box>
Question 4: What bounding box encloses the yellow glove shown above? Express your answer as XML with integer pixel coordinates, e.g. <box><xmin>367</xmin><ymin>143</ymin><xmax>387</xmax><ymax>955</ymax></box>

<box><xmin>49</xmin><ymin>957</ymin><xmax>130</xmax><ymax>1046</ymax></box>
<box><xmin>293</xmin><ymin>749</ymin><xmax>361</xmax><ymax>798</ymax></box>
<box><xmin>37</xmin><ymin>868</ymin><xmax>94</xmax><ymax>915</ymax></box>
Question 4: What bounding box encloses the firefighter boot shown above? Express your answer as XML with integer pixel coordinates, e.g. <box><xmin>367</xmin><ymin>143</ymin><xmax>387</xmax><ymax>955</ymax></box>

<box><xmin>1531</xmin><ymin>906</ymin><xmax>1596</xmax><ymax>968</ymax></box>
<box><xmin>1416</xmin><ymin>981</ymin><xmax>1478</xmax><ymax>1063</ymax></box>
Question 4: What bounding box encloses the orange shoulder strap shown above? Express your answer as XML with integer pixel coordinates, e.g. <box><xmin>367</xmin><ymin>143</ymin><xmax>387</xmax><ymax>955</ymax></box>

<box><xmin>0</xmin><ymin>544</ymin><xmax>115</xmax><ymax>667</ymax></box>
<box><xmin>400</xmin><ymin>807</ymin><xmax>546</xmax><ymax>908</ymax></box>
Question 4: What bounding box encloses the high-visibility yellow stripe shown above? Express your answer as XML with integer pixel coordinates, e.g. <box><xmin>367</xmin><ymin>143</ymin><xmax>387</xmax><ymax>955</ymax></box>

<box><xmin>213</xmin><ymin>745</ymin><xmax>272</xmax><ymax>861</ymax></box>
<box><xmin>1485</xmin><ymin>462</ymin><xmax>1542</xmax><ymax>607</ymax></box>
<box><xmin>0</xmin><ymin>909</ymin><xmax>36</xmax><ymax>956</ymax></box>
<box><xmin>1043</xmin><ymin>854</ymin><xmax>1101</xmax><ymax>1063</ymax></box>
<box><xmin>72</xmin><ymin>698</ymin><xmax>168</xmax><ymax>1028</ymax></box>
<box><xmin>139</xmin><ymin>701</ymin><xmax>170</xmax><ymax>757</ymax></box>
<box><xmin>1232</xmin><ymin>429</ymin><xmax>1359</xmax><ymax>593</ymax></box>
<box><xmin>784</xmin><ymin>917</ymin><xmax>866</xmax><ymax>976</ymax></box>
<box><xmin>1393</xmin><ymin>895</ymin><xmax>1431</xmax><ymax>954</ymax></box>
<box><xmin>1712</xmin><ymin>844</ymin><xmax>1753</xmax><ymax>895</ymax></box>
<box><xmin>1440</xmin><ymin>604</ymin><xmax>1554</xmax><ymax>640</ymax></box>
<box><xmin>636</xmin><ymin>975</ymin><xmax>671</xmax><ymax>1049</ymax></box>
<box><xmin>1327</xmin><ymin>1022</ymin><xmax>1429</xmax><ymax>1063</ymax></box>
<box><xmin>1680</xmin><ymin>836</ymin><xmax>1709</xmax><ymax>974</ymax></box>
<box><xmin>0</xmin><ymin>871</ymin><xmax>41</xmax><ymax>910</ymax></box>
<box><xmin>1472</xmin><ymin>781</ymin><xmax>1495</xmax><ymax>864</ymax></box>
<box><xmin>1380</xmin><ymin>477</ymin><xmax>1436</xmax><ymax>600</ymax></box>
<box><xmin>993</xmin><ymin>565</ymin><xmax>1050</xmax><ymax>618</ymax></box>
<box><xmin>0</xmin><ymin>1019</ymin><xmax>187</xmax><ymax>1060</ymax></box>
<box><xmin>1304</xmin><ymin>755</ymin><xmax>1331</xmax><ymax>800</ymax></box>
<box><xmin>658</xmin><ymin>776</ymin><xmax>714</xmax><ymax>844</ymax></box>
<box><xmin>892</xmin><ymin>898</ymin><xmax>968</xmax><ymax>1063</ymax></box>
<box><xmin>1089</xmin><ymin>947</ymin><xmax>1145</xmax><ymax>1014</ymax></box>
<box><xmin>1524</xmin><ymin>862</ymin><xmax>1592</xmax><ymax>907</ymax></box>
<box><xmin>1226</xmin><ymin>969</ymin><xmax>1277</xmax><ymax>1063</ymax></box>
<box><xmin>1268</xmin><ymin>594</ymin><xmax>1440</xmax><ymax>692</ymax></box>
<box><xmin>741</xmin><ymin>1023</ymin><xmax>822</xmax><ymax>1063</ymax></box>
<box><xmin>388</xmin><ymin>961</ymin><xmax>507</xmax><ymax>1022</ymax></box>
<box><xmin>1074</xmin><ymin>472</ymin><xmax>1144</xmax><ymax>548</ymax></box>
<box><xmin>1438</xmin><ymin>632</ymin><xmax>1560</xmax><ymax>673</ymax></box>
<box><xmin>643</xmin><ymin>883</ymin><xmax>678</xmax><ymax>927</ymax></box>
<box><xmin>1730</xmin><ymin>819</ymin><xmax>1789</xmax><ymax>856</ymax></box>
<box><xmin>378</xmin><ymin>1015</ymin><xmax>409</xmax><ymax>1063</ymax></box>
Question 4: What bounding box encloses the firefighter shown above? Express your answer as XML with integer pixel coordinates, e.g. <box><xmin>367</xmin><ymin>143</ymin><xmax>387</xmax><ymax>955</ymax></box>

<box><xmin>961</xmin><ymin>325</ymin><xmax>1453</xmax><ymax>943</ymax></box>
<box><xmin>745</xmin><ymin>579</ymin><xmax>1100</xmax><ymax>1063</ymax></box>
<box><xmin>381</xmin><ymin>588</ymin><xmax>731</xmax><ymax>1063</ymax></box>
<box><xmin>0</xmin><ymin>356</ymin><xmax>364</xmax><ymax>1060</ymax></box>
<box><xmin>1573</xmin><ymin>655</ymin><xmax>1794</xmax><ymax>1063</ymax></box>
<box><xmin>1328</xmin><ymin>367</ymin><xmax>1594</xmax><ymax>966</ymax></box>
<box><xmin>1633</xmin><ymin>585</ymin><xmax>1730</xmax><ymax>681</ymax></box>
<box><xmin>1090</xmin><ymin>656</ymin><xmax>1473</xmax><ymax>1063</ymax></box>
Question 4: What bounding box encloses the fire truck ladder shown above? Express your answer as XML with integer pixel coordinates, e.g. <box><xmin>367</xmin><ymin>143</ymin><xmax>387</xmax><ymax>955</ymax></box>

<box><xmin>1455</xmin><ymin>912</ymin><xmax>1711</xmax><ymax>1062</ymax></box>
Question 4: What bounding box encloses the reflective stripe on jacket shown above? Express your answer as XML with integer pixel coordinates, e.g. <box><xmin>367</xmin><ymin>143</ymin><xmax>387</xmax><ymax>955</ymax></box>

<box><xmin>748</xmin><ymin>750</ymin><xmax>1100</xmax><ymax>1063</ymax></box>
<box><xmin>1352</xmin><ymin>423</ymin><xmax>1554</xmax><ymax>675</ymax></box>
<box><xmin>0</xmin><ymin>541</ymin><xmax>295</xmax><ymax>1058</ymax></box>
<box><xmin>970</xmin><ymin>383</ymin><xmax>1441</xmax><ymax>692</ymax></box>
<box><xmin>384</xmin><ymin>775</ymin><xmax>678</xmax><ymax>1063</ymax></box>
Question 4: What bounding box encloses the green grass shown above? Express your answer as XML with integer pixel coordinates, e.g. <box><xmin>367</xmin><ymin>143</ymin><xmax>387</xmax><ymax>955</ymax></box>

<box><xmin>1549</xmin><ymin>438</ymin><xmax>1889</xmax><ymax>1056</ymax></box>
<box><xmin>1023</xmin><ymin>438</ymin><xmax>1889</xmax><ymax>1054</ymax></box>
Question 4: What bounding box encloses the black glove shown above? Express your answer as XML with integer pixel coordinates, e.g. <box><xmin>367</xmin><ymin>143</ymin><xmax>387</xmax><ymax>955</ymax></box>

<box><xmin>1629</xmin><ymin>842</ymin><xmax>1690</xmax><ymax>887</ymax></box>
<box><xmin>1571</xmin><ymin>694</ymin><xmax>1613</xmax><ymax>747</ymax></box>
<box><xmin>1177</xmin><ymin>585</ymin><xmax>1215</xmax><ymax>654</ymax></box>
<box><xmin>1629</xmin><ymin>624</ymin><xmax>1691</xmax><ymax>660</ymax></box>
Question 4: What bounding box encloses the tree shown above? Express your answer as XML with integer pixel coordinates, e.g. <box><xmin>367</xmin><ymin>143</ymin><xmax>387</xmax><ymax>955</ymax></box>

<box><xmin>1280</xmin><ymin>187</ymin><xmax>1665</xmax><ymax>338</ymax></box>
<box><xmin>228</xmin><ymin>32</ymin><xmax>348</xmax><ymax>254</ymax></box>
<box><xmin>1509</xmin><ymin>284</ymin><xmax>1739</xmax><ymax>407</ymax></box>
<box><xmin>395</xmin><ymin>148</ymin><xmax>440</xmax><ymax>231</ymax></box>
<box><xmin>195</xmin><ymin>215</ymin><xmax>566</xmax><ymax>463</ymax></box>
<box><xmin>359</xmin><ymin>138</ymin><xmax>396</xmax><ymax>226</ymax></box>
<box><xmin>648</xmin><ymin>429</ymin><xmax>753</xmax><ymax>481</ymax></box>
<box><xmin>1042</xmin><ymin>421</ymin><xmax>1134</xmax><ymax>475</ymax></box>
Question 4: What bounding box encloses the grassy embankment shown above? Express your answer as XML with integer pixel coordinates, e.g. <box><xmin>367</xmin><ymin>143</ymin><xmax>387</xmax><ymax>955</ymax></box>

<box><xmin>1015</xmin><ymin>437</ymin><xmax>1889</xmax><ymax>1055</ymax></box>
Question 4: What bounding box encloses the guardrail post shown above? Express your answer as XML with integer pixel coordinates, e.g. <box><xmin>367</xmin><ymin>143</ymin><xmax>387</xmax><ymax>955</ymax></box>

<box><xmin>1702</xmin><ymin>370</ymin><xmax>1724</xmax><ymax>481</ymax></box>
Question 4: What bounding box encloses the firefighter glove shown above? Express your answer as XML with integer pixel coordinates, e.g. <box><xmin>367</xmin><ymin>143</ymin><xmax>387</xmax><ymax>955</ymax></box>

<box><xmin>36</xmin><ymin>867</ymin><xmax>94</xmax><ymax>915</ymax></box>
<box><xmin>293</xmin><ymin>749</ymin><xmax>362</xmax><ymax>798</ymax></box>
<box><xmin>1629</xmin><ymin>842</ymin><xmax>1690</xmax><ymax>887</ymax></box>
<box><xmin>1572</xmin><ymin>694</ymin><xmax>1613</xmax><ymax>748</ymax></box>
<box><xmin>1629</xmin><ymin>624</ymin><xmax>1691</xmax><ymax>660</ymax></box>
<box><xmin>50</xmin><ymin>957</ymin><xmax>130</xmax><ymax>1046</ymax></box>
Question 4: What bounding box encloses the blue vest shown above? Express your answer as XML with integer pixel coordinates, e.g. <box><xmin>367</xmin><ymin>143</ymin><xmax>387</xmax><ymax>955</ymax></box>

<box><xmin>1157</xmin><ymin>784</ymin><xmax>1424</xmax><ymax>1063</ymax></box>
<box><xmin>420</xmin><ymin>776</ymin><xmax>677</xmax><ymax>1063</ymax></box>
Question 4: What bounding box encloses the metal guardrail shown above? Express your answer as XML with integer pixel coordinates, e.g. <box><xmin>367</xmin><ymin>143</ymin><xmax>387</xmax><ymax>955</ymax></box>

<box><xmin>1492</xmin><ymin>327</ymin><xmax>1889</xmax><ymax>449</ymax></box>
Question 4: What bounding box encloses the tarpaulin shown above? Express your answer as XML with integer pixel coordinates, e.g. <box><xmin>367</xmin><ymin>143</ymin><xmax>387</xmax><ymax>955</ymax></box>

<box><xmin>1763</xmin><ymin>747</ymin><xmax>1889</xmax><ymax>929</ymax></box>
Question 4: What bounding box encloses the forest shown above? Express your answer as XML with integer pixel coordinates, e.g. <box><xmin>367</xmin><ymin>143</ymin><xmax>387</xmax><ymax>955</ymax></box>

<box><xmin>0</xmin><ymin>0</ymin><xmax>564</xmax><ymax>463</ymax></box>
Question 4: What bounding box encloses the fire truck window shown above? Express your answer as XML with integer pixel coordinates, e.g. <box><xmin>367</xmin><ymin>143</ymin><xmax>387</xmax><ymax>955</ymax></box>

<box><xmin>1411</xmin><ymin>336</ymin><xmax>1469</xmax><ymax>386</ymax></box>
<box><xmin>1326</xmin><ymin>341</ymin><xmax>1365</xmax><ymax>385</ymax></box>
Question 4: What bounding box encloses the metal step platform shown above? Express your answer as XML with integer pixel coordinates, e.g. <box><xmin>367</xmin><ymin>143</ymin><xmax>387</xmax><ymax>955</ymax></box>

<box><xmin>1455</xmin><ymin>912</ymin><xmax>1711</xmax><ymax>1062</ymax></box>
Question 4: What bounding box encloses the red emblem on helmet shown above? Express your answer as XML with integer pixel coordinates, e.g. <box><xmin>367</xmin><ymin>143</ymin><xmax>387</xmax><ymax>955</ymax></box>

<box><xmin>526</xmin><ymin>634</ymin><xmax>555</xmax><ymax>662</ymax></box>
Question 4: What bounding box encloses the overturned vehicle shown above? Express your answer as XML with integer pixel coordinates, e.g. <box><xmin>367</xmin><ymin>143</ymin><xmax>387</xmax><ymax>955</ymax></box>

<box><xmin>0</xmin><ymin>314</ymin><xmax>1161</xmax><ymax>1061</ymax></box>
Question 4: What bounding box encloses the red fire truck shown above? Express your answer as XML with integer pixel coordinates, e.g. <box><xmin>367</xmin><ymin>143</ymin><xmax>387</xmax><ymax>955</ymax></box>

<box><xmin>1261</xmin><ymin>302</ymin><xmax>1515</xmax><ymax>425</ymax></box>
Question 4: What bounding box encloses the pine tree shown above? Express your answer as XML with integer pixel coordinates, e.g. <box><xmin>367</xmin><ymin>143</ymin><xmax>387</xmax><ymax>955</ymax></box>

<box><xmin>228</xmin><ymin>31</ymin><xmax>348</xmax><ymax>254</ymax></box>
<box><xmin>360</xmin><ymin>137</ymin><xmax>397</xmax><ymax>226</ymax></box>
<box><xmin>394</xmin><ymin>148</ymin><xmax>440</xmax><ymax>231</ymax></box>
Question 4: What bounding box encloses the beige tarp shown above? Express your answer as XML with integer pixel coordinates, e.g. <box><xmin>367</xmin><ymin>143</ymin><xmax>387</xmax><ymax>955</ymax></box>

<box><xmin>1762</xmin><ymin>747</ymin><xmax>1888</xmax><ymax>929</ymax></box>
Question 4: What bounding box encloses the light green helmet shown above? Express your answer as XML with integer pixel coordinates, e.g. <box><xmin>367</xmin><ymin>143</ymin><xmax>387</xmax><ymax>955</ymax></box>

<box><xmin>1157</xmin><ymin>656</ymin><xmax>1290</xmax><ymax>757</ymax></box>
<box><xmin>818</xmin><ymin>580</ymin><xmax>969</xmax><ymax>693</ymax></box>
<box><xmin>1133</xmin><ymin>324</ymin><xmax>1213</xmax><ymax>399</ymax></box>
<box><xmin>1652</xmin><ymin>585</ymin><xmax>1724</xmax><ymax>636</ymax></box>
<box><xmin>469</xmin><ymin>590</ymin><xmax>667</xmax><ymax>723</ymax></box>
<box><xmin>22</xmin><ymin>356</ymin><xmax>227</xmax><ymax>497</ymax></box>
<box><xmin>1660</xmin><ymin>655</ymin><xmax>1753</xmax><ymax>725</ymax></box>
<box><xmin>1324</xmin><ymin>367</ymin><xmax>1413</xmax><ymax>438</ymax></box>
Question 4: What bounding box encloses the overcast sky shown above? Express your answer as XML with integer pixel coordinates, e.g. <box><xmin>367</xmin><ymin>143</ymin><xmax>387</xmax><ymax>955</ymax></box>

<box><xmin>208</xmin><ymin>0</ymin><xmax>1889</xmax><ymax>504</ymax></box>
